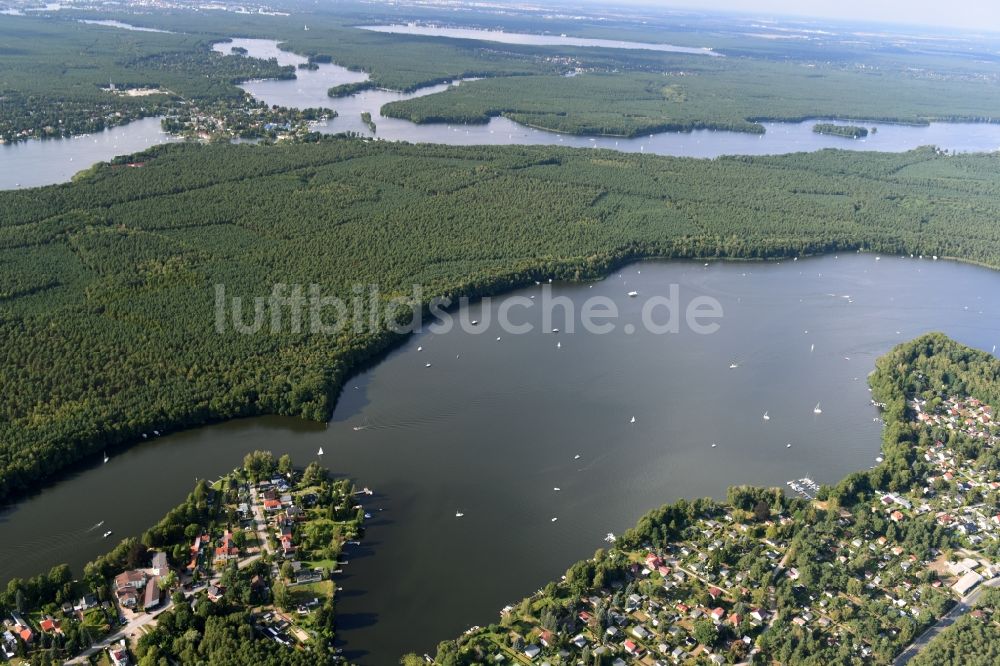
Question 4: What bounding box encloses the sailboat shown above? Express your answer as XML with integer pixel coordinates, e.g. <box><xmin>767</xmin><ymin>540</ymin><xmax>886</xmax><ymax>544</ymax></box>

<box><xmin>630</xmin><ymin>416</ymin><xmax>636</xmax><ymax>424</ymax></box>
<box><xmin>103</xmin><ymin>452</ymin><xmax>109</xmax><ymax>464</ymax></box>
<box><xmin>813</xmin><ymin>403</ymin><xmax>823</xmax><ymax>414</ymax></box>
<box><xmin>455</xmin><ymin>511</ymin><xmax>464</xmax><ymax>518</ymax></box>
<box><xmin>810</xmin><ymin>343</ymin><xmax>815</xmax><ymax>353</ymax></box>
<box><xmin>627</xmin><ymin>290</ymin><xmax>638</xmax><ymax>297</ymax></box>
<box><xmin>556</xmin><ymin>341</ymin><xmax>561</xmax><ymax>349</ymax></box>
<box><xmin>318</xmin><ymin>447</ymin><xmax>324</xmax><ymax>456</ymax></box>
<box><xmin>762</xmin><ymin>412</ymin><xmax>770</xmax><ymax>421</ymax></box>
<box><xmin>729</xmin><ymin>362</ymin><xmax>739</xmax><ymax>369</ymax></box>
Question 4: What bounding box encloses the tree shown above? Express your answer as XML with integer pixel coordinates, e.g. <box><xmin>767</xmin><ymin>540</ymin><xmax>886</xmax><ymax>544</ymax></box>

<box><xmin>272</xmin><ymin>582</ymin><xmax>290</xmax><ymax>610</ymax></box>
<box><xmin>242</xmin><ymin>451</ymin><xmax>276</xmax><ymax>482</ymax></box>
<box><xmin>278</xmin><ymin>454</ymin><xmax>293</xmax><ymax>476</ymax></box>
<box><xmin>754</xmin><ymin>500</ymin><xmax>771</xmax><ymax>522</ymax></box>
<box><xmin>693</xmin><ymin>619</ymin><xmax>717</xmax><ymax>647</ymax></box>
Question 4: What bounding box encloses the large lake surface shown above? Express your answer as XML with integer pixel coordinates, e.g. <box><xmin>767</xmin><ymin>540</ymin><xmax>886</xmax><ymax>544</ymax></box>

<box><xmin>2</xmin><ymin>255</ymin><xmax>998</xmax><ymax>663</ymax></box>
<box><xmin>358</xmin><ymin>24</ymin><xmax>723</xmax><ymax>56</ymax></box>
<box><xmin>4</xmin><ymin>33</ymin><xmax>1000</xmax><ymax>190</ymax></box>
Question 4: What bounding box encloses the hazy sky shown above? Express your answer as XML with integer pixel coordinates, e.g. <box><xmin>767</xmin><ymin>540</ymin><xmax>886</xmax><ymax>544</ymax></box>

<box><xmin>657</xmin><ymin>1</ymin><xmax>999</xmax><ymax>32</ymax></box>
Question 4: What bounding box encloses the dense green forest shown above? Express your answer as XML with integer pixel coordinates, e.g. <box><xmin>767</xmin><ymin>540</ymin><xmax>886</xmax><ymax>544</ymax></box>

<box><xmin>813</xmin><ymin>123</ymin><xmax>870</xmax><ymax>139</ymax></box>
<box><xmin>10</xmin><ymin>3</ymin><xmax>1000</xmax><ymax>140</ymax></box>
<box><xmin>381</xmin><ymin>61</ymin><xmax>1000</xmax><ymax>136</ymax></box>
<box><xmin>3</xmin><ymin>138</ymin><xmax>1000</xmax><ymax>502</ymax></box>
<box><xmin>910</xmin><ymin>588</ymin><xmax>1000</xmax><ymax>666</ymax></box>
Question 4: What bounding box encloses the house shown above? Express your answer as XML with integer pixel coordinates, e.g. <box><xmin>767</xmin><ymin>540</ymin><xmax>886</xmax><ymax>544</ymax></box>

<box><xmin>708</xmin><ymin>586</ymin><xmax>723</xmax><ymax>600</ymax></box>
<box><xmin>109</xmin><ymin>642</ymin><xmax>130</xmax><ymax>666</ymax></box>
<box><xmin>890</xmin><ymin>510</ymin><xmax>904</xmax><ymax>523</ymax></box>
<box><xmin>539</xmin><ymin>630</ymin><xmax>554</xmax><ymax>648</ymax></box>
<box><xmin>115</xmin><ymin>570</ymin><xmax>147</xmax><ymax>591</ymax></box>
<box><xmin>2</xmin><ymin>631</ymin><xmax>18</xmax><ymax>659</ymax></box>
<box><xmin>215</xmin><ymin>531</ymin><xmax>239</xmax><ymax>562</ymax></box>
<box><xmin>207</xmin><ymin>584</ymin><xmax>226</xmax><ymax>602</ymax></box>
<box><xmin>571</xmin><ymin>634</ymin><xmax>588</xmax><ymax>649</ymax></box>
<box><xmin>151</xmin><ymin>551</ymin><xmax>169</xmax><ymax>576</ymax></box>
<box><xmin>632</xmin><ymin>625</ymin><xmax>651</xmax><ymax>640</ymax></box>
<box><xmin>143</xmin><ymin>577</ymin><xmax>162</xmax><ymax>611</ymax></box>
<box><xmin>74</xmin><ymin>594</ymin><xmax>97</xmax><ymax>612</ymax></box>
<box><xmin>623</xmin><ymin>639</ymin><xmax>645</xmax><ymax>656</ymax></box>
<box><xmin>39</xmin><ymin>617</ymin><xmax>62</xmax><ymax>634</ymax></box>
<box><xmin>710</xmin><ymin>607</ymin><xmax>725</xmax><ymax>622</ymax></box>
<box><xmin>118</xmin><ymin>588</ymin><xmax>139</xmax><ymax>609</ymax></box>
<box><xmin>953</xmin><ymin>571</ymin><xmax>983</xmax><ymax>596</ymax></box>
<box><xmin>523</xmin><ymin>644</ymin><xmax>541</xmax><ymax>660</ymax></box>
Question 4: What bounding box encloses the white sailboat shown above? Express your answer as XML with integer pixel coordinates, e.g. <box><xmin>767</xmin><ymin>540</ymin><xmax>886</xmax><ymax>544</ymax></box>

<box><xmin>630</xmin><ymin>416</ymin><xmax>636</xmax><ymax>424</ymax></box>
<box><xmin>455</xmin><ymin>511</ymin><xmax>464</xmax><ymax>518</ymax></box>
<box><xmin>762</xmin><ymin>412</ymin><xmax>770</xmax><ymax>421</ymax></box>
<box><xmin>729</xmin><ymin>362</ymin><xmax>739</xmax><ymax>369</ymax></box>
<box><xmin>318</xmin><ymin>447</ymin><xmax>324</xmax><ymax>456</ymax></box>
<box><xmin>103</xmin><ymin>452</ymin><xmax>109</xmax><ymax>463</ymax></box>
<box><xmin>813</xmin><ymin>403</ymin><xmax>822</xmax><ymax>414</ymax></box>
<box><xmin>556</xmin><ymin>341</ymin><xmax>561</xmax><ymax>349</ymax></box>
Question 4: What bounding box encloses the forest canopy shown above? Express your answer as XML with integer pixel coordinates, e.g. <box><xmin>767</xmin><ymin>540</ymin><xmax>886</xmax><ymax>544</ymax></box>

<box><xmin>3</xmin><ymin>138</ymin><xmax>1000</xmax><ymax>503</ymax></box>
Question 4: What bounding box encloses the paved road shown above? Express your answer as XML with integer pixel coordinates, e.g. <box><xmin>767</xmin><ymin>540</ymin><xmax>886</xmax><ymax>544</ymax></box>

<box><xmin>893</xmin><ymin>577</ymin><xmax>1000</xmax><ymax>665</ymax></box>
<box><xmin>66</xmin><ymin>595</ymin><xmax>175</xmax><ymax>664</ymax></box>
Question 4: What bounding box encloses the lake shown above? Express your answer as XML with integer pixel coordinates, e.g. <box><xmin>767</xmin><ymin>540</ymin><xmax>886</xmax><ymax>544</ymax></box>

<box><xmin>0</xmin><ymin>117</ymin><xmax>177</xmax><ymax>190</ymax></box>
<box><xmin>222</xmin><ymin>39</ymin><xmax>1000</xmax><ymax>158</ymax></box>
<box><xmin>5</xmin><ymin>34</ymin><xmax>1000</xmax><ymax>191</ymax></box>
<box><xmin>358</xmin><ymin>24</ymin><xmax>723</xmax><ymax>56</ymax></box>
<box><xmin>2</xmin><ymin>254</ymin><xmax>998</xmax><ymax>663</ymax></box>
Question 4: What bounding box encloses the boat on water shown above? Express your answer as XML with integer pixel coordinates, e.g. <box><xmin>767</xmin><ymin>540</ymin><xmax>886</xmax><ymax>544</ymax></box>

<box><xmin>786</xmin><ymin>443</ymin><xmax>792</xmax><ymax>448</ymax></box>
<box><xmin>556</xmin><ymin>341</ymin><xmax>561</xmax><ymax>349</ymax></box>
<box><xmin>318</xmin><ymin>447</ymin><xmax>324</xmax><ymax>456</ymax></box>
<box><xmin>605</xmin><ymin>532</ymin><xmax>616</xmax><ymax>543</ymax></box>
<box><xmin>551</xmin><ymin>517</ymin><xmax>558</xmax><ymax>522</ymax></box>
<box><xmin>425</xmin><ymin>363</ymin><xmax>432</xmax><ymax>368</ymax></box>
<box><xmin>711</xmin><ymin>442</ymin><xmax>717</xmax><ymax>448</ymax></box>
<box><xmin>103</xmin><ymin>452</ymin><xmax>109</xmax><ymax>463</ymax></box>
<box><xmin>729</xmin><ymin>362</ymin><xmax>739</xmax><ymax>369</ymax></box>
<box><xmin>627</xmin><ymin>290</ymin><xmax>638</xmax><ymax>297</ymax></box>
<box><xmin>574</xmin><ymin>454</ymin><xmax>581</xmax><ymax>460</ymax></box>
<box><xmin>102</xmin><ymin>530</ymin><xmax>113</xmax><ymax>538</ymax></box>
<box><xmin>455</xmin><ymin>511</ymin><xmax>464</xmax><ymax>518</ymax></box>
<box><xmin>630</xmin><ymin>416</ymin><xmax>636</xmax><ymax>424</ymax></box>
<box><xmin>470</xmin><ymin>319</ymin><xmax>479</xmax><ymax>325</ymax></box>
<box><xmin>763</xmin><ymin>412</ymin><xmax>770</xmax><ymax>421</ymax></box>
<box><xmin>814</xmin><ymin>403</ymin><xmax>823</xmax><ymax>414</ymax></box>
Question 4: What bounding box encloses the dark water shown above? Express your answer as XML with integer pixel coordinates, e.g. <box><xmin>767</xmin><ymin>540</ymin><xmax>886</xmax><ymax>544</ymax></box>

<box><xmin>2</xmin><ymin>255</ymin><xmax>998</xmax><ymax>663</ymax></box>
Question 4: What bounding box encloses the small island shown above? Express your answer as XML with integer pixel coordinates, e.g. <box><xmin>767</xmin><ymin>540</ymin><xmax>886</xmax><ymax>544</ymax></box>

<box><xmin>813</xmin><ymin>123</ymin><xmax>870</xmax><ymax>139</ymax></box>
<box><xmin>1</xmin><ymin>452</ymin><xmax>369</xmax><ymax>664</ymax></box>
<box><xmin>361</xmin><ymin>111</ymin><xmax>377</xmax><ymax>133</ymax></box>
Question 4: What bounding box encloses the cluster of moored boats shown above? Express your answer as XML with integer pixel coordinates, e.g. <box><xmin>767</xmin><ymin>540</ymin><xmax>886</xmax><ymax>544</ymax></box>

<box><xmin>786</xmin><ymin>477</ymin><xmax>819</xmax><ymax>499</ymax></box>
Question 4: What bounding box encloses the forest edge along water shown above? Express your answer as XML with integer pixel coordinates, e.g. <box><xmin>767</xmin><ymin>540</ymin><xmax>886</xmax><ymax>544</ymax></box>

<box><xmin>3</xmin><ymin>255</ymin><xmax>1000</xmax><ymax>663</ymax></box>
<box><xmin>6</xmin><ymin>34</ymin><xmax>1000</xmax><ymax>190</ymax></box>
